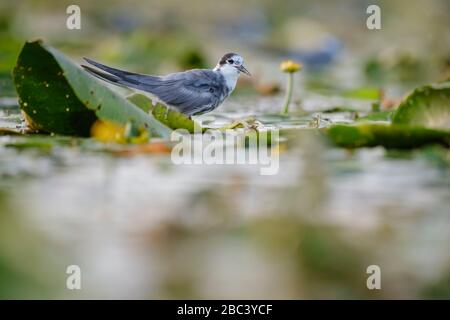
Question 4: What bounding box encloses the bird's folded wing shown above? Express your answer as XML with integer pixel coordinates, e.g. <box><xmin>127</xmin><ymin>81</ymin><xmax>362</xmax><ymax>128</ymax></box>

<box><xmin>82</xmin><ymin>58</ymin><xmax>223</xmax><ymax>114</ymax></box>
<box><xmin>150</xmin><ymin>70</ymin><xmax>223</xmax><ymax>113</ymax></box>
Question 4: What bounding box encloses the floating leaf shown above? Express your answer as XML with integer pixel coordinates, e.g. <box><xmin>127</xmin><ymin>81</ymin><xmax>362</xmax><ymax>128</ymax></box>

<box><xmin>356</xmin><ymin>110</ymin><xmax>393</xmax><ymax>122</ymax></box>
<box><xmin>152</xmin><ymin>104</ymin><xmax>197</xmax><ymax>133</ymax></box>
<box><xmin>126</xmin><ymin>93</ymin><xmax>152</xmax><ymax>113</ymax></box>
<box><xmin>127</xmin><ymin>93</ymin><xmax>198</xmax><ymax>133</ymax></box>
<box><xmin>2</xmin><ymin>135</ymin><xmax>79</xmax><ymax>151</ymax></box>
<box><xmin>325</xmin><ymin>123</ymin><xmax>450</xmax><ymax>149</ymax></box>
<box><xmin>342</xmin><ymin>87</ymin><xmax>380</xmax><ymax>100</ymax></box>
<box><xmin>13</xmin><ymin>40</ymin><xmax>171</xmax><ymax>138</ymax></box>
<box><xmin>392</xmin><ymin>82</ymin><xmax>450</xmax><ymax>130</ymax></box>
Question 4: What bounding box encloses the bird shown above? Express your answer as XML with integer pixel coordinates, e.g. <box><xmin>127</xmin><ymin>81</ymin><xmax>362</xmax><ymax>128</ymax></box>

<box><xmin>81</xmin><ymin>53</ymin><xmax>251</xmax><ymax>117</ymax></box>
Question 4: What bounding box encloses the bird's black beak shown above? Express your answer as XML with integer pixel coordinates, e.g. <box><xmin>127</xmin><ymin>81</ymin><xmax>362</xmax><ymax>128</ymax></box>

<box><xmin>237</xmin><ymin>65</ymin><xmax>251</xmax><ymax>76</ymax></box>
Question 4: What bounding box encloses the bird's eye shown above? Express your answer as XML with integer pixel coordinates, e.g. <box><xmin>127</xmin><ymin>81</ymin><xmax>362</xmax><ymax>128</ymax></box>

<box><xmin>227</xmin><ymin>59</ymin><xmax>234</xmax><ymax>64</ymax></box>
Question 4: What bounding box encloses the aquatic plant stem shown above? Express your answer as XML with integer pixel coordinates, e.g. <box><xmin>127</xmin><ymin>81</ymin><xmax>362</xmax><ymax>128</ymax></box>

<box><xmin>282</xmin><ymin>73</ymin><xmax>294</xmax><ymax>114</ymax></box>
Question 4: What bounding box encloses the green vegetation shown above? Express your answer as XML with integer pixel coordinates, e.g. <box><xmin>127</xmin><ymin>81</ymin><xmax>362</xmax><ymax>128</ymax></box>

<box><xmin>392</xmin><ymin>82</ymin><xmax>450</xmax><ymax>130</ymax></box>
<box><xmin>13</xmin><ymin>41</ymin><xmax>171</xmax><ymax>138</ymax></box>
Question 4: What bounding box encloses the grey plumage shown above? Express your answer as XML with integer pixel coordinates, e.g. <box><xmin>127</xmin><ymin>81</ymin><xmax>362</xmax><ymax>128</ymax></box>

<box><xmin>82</xmin><ymin>58</ymin><xmax>232</xmax><ymax>116</ymax></box>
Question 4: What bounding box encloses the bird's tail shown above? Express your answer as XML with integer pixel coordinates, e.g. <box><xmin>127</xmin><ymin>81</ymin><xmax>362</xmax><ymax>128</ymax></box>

<box><xmin>81</xmin><ymin>58</ymin><xmax>160</xmax><ymax>90</ymax></box>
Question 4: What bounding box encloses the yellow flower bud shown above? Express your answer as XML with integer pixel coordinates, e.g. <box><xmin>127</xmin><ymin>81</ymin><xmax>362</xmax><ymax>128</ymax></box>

<box><xmin>280</xmin><ymin>60</ymin><xmax>302</xmax><ymax>73</ymax></box>
<box><xmin>91</xmin><ymin>120</ymin><xmax>125</xmax><ymax>143</ymax></box>
<box><xmin>91</xmin><ymin>120</ymin><xmax>150</xmax><ymax>144</ymax></box>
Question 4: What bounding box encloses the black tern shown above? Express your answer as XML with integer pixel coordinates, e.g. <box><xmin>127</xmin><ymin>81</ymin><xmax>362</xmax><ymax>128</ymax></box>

<box><xmin>82</xmin><ymin>53</ymin><xmax>251</xmax><ymax>117</ymax></box>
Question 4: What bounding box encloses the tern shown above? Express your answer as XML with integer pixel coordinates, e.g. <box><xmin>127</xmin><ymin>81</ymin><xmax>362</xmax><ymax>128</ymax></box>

<box><xmin>82</xmin><ymin>53</ymin><xmax>251</xmax><ymax>117</ymax></box>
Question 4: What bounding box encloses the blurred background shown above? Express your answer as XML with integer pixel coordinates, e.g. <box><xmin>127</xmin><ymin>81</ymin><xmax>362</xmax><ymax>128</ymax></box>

<box><xmin>0</xmin><ymin>0</ymin><xmax>449</xmax><ymax>299</ymax></box>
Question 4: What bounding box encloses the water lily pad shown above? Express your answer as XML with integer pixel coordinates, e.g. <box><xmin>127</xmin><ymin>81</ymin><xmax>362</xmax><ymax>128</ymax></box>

<box><xmin>127</xmin><ymin>93</ymin><xmax>198</xmax><ymax>133</ymax></box>
<box><xmin>325</xmin><ymin>123</ymin><xmax>450</xmax><ymax>149</ymax></box>
<box><xmin>342</xmin><ymin>87</ymin><xmax>380</xmax><ymax>100</ymax></box>
<box><xmin>13</xmin><ymin>40</ymin><xmax>171</xmax><ymax>138</ymax></box>
<box><xmin>152</xmin><ymin>104</ymin><xmax>197</xmax><ymax>133</ymax></box>
<box><xmin>126</xmin><ymin>93</ymin><xmax>152</xmax><ymax>113</ymax></box>
<box><xmin>356</xmin><ymin>110</ymin><xmax>393</xmax><ymax>122</ymax></box>
<box><xmin>392</xmin><ymin>82</ymin><xmax>450</xmax><ymax>130</ymax></box>
<box><xmin>2</xmin><ymin>135</ymin><xmax>79</xmax><ymax>151</ymax></box>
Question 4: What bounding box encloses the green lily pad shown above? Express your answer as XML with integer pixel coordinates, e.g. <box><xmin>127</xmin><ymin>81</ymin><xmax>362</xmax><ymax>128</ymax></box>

<box><xmin>13</xmin><ymin>40</ymin><xmax>171</xmax><ymax>138</ymax></box>
<box><xmin>2</xmin><ymin>135</ymin><xmax>79</xmax><ymax>151</ymax></box>
<box><xmin>342</xmin><ymin>87</ymin><xmax>380</xmax><ymax>100</ymax></box>
<box><xmin>322</xmin><ymin>107</ymin><xmax>359</xmax><ymax>113</ymax></box>
<box><xmin>325</xmin><ymin>123</ymin><xmax>450</xmax><ymax>149</ymax></box>
<box><xmin>152</xmin><ymin>104</ymin><xmax>197</xmax><ymax>133</ymax></box>
<box><xmin>356</xmin><ymin>110</ymin><xmax>393</xmax><ymax>122</ymax></box>
<box><xmin>392</xmin><ymin>82</ymin><xmax>450</xmax><ymax>130</ymax></box>
<box><xmin>127</xmin><ymin>93</ymin><xmax>198</xmax><ymax>133</ymax></box>
<box><xmin>126</xmin><ymin>93</ymin><xmax>152</xmax><ymax>113</ymax></box>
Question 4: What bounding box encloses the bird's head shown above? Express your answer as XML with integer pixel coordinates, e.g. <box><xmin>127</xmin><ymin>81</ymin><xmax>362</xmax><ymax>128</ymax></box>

<box><xmin>215</xmin><ymin>53</ymin><xmax>251</xmax><ymax>76</ymax></box>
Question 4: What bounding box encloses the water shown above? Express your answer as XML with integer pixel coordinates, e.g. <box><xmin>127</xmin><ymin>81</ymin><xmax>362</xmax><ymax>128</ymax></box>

<box><xmin>1</xmin><ymin>96</ymin><xmax>449</xmax><ymax>299</ymax></box>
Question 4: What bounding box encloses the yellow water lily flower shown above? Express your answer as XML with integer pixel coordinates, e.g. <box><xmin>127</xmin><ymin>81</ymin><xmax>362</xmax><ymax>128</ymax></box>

<box><xmin>91</xmin><ymin>120</ymin><xmax>125</xmax><ymax>143</ymax></box>
<box><xmin>280</xmin><ymin>60</ymin><xmax>302</xmax><ymax>114</ymax></box>
<box><xmin>91</xmin><ymin>120</ymin><xmax>150</xmax><ymax>144</ymax></box>
<box><xmin>280</xmin><ymin>60</ymin><xmax>302</xmax><ymax>73</ymax></box>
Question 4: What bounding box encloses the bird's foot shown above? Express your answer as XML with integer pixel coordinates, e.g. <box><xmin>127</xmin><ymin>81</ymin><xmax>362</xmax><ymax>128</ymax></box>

<box><xmin>220</xmin><ymin>117</ymin><xmax>262</xmax><ymax>131</ymax></box>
